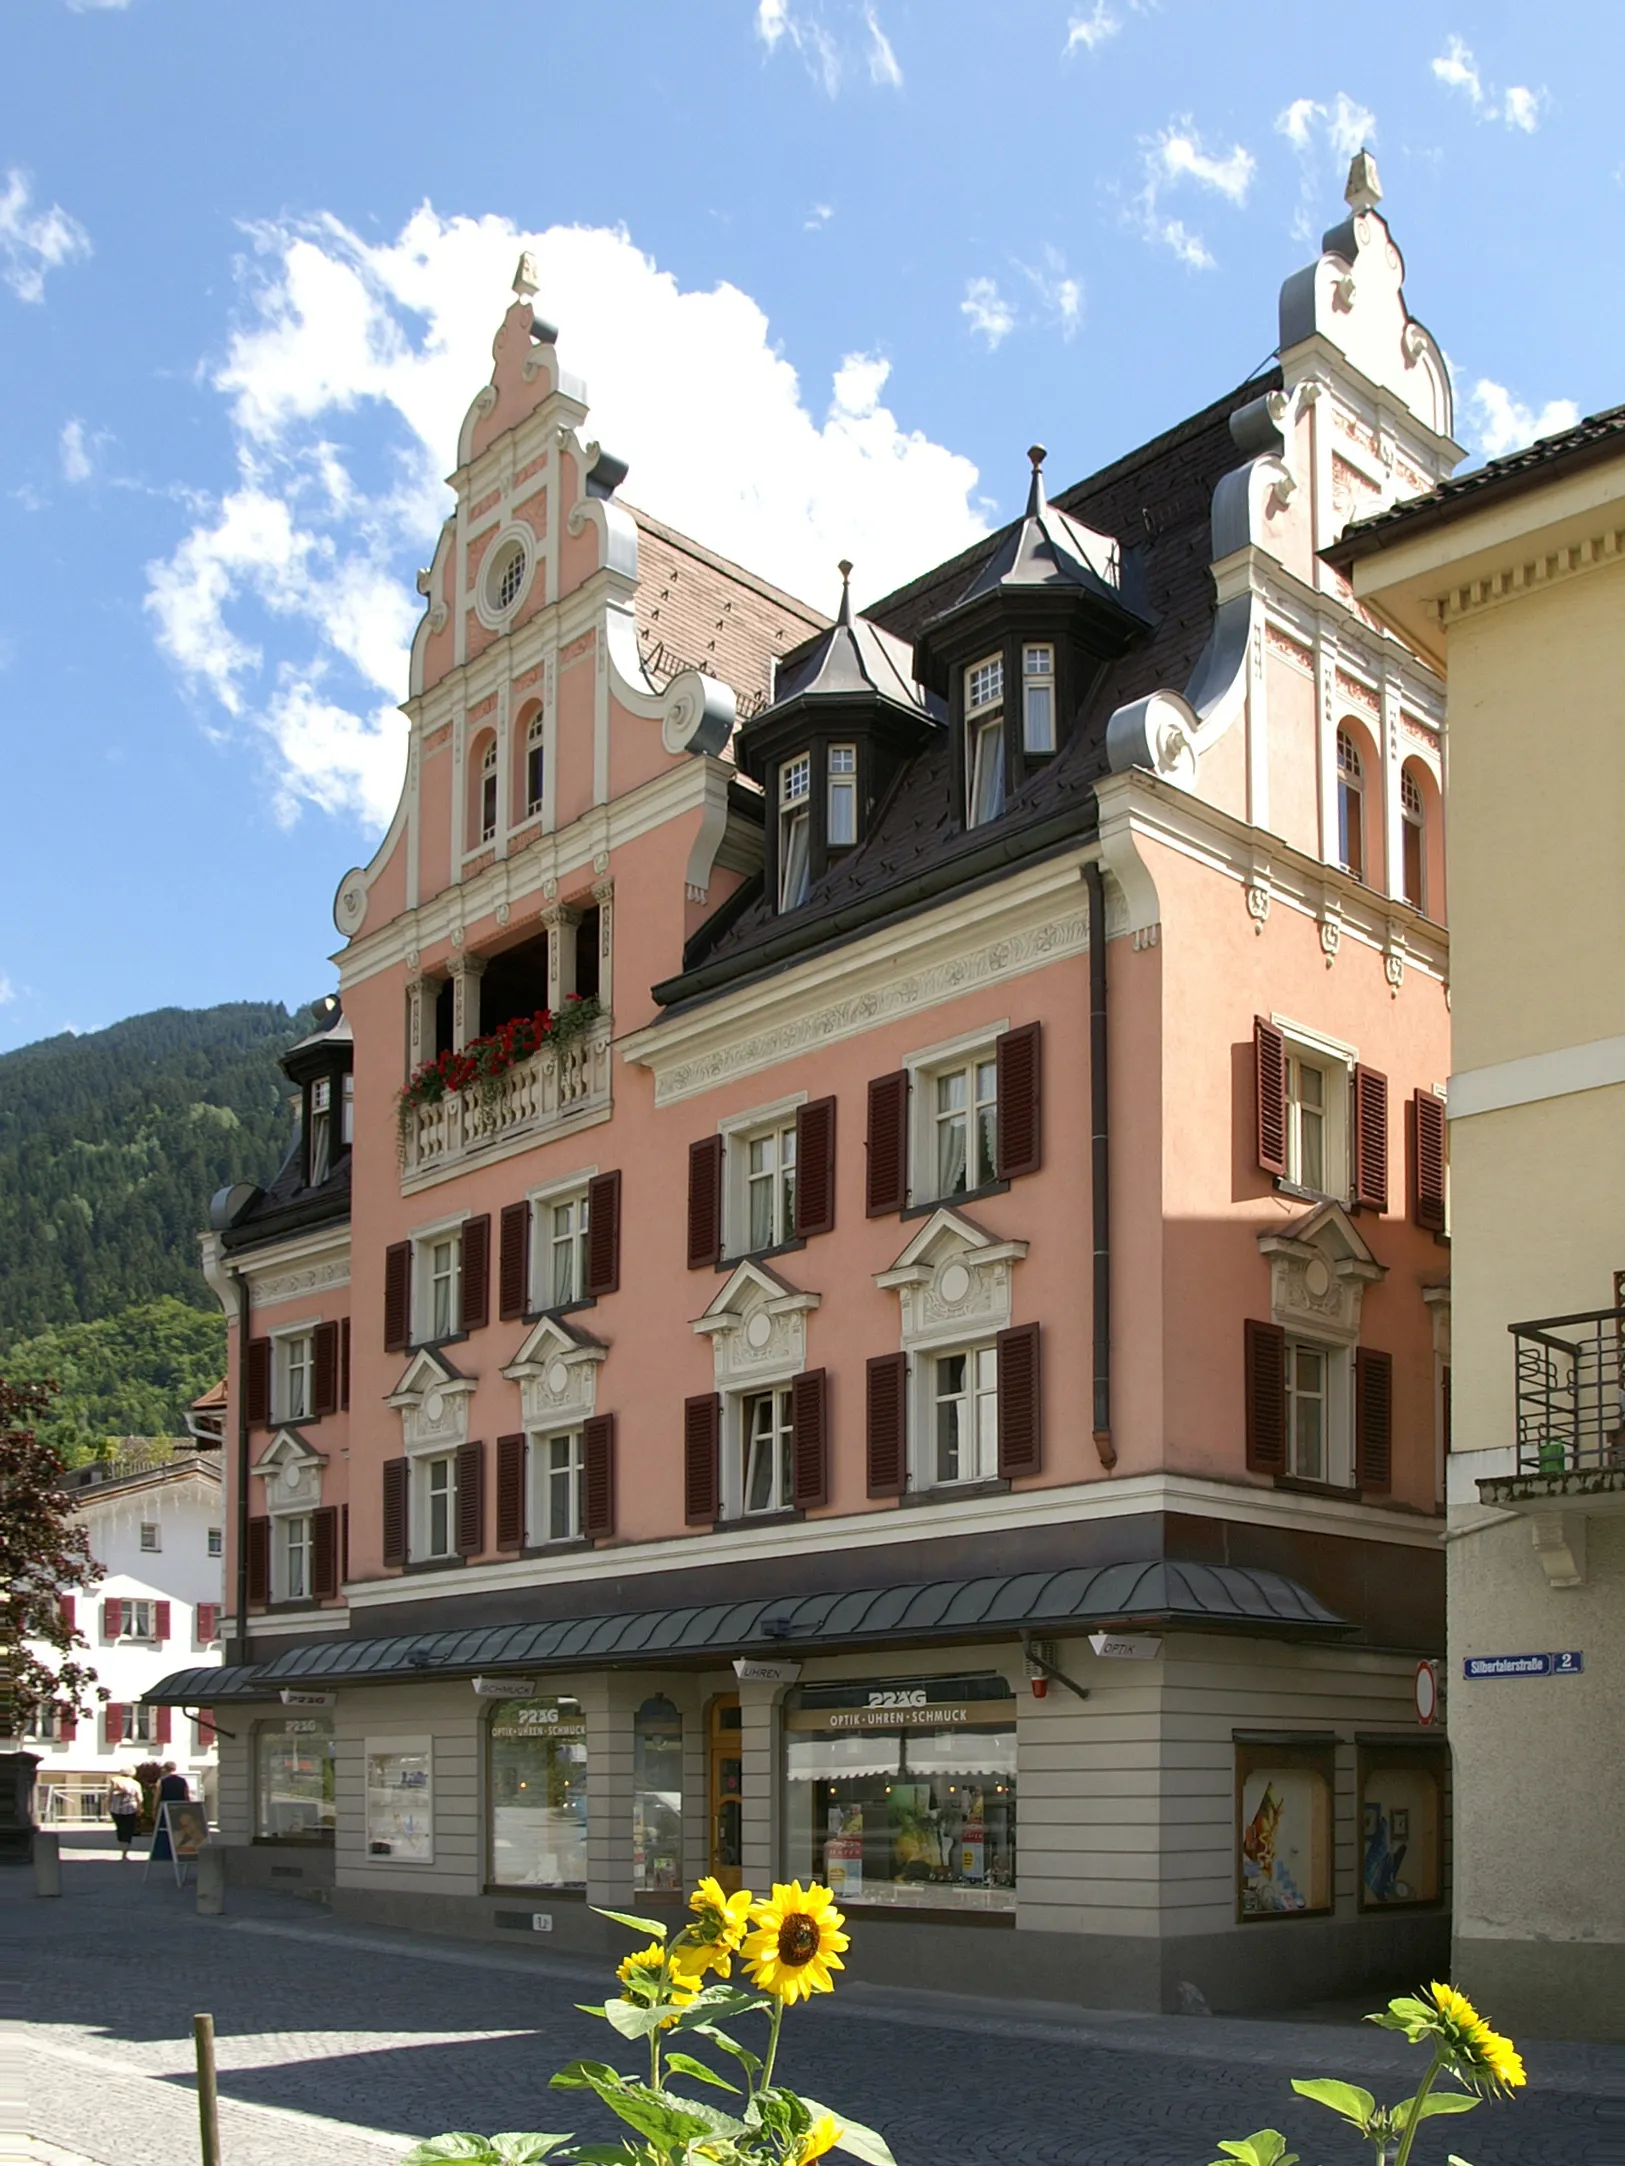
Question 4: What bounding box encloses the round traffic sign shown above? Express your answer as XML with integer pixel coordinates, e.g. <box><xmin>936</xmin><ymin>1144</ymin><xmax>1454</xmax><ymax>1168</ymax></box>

<box><xmin>1415</xmin><ymin>1660</ymin><xmax>1439</xmax><ymax>1726</ymax></box>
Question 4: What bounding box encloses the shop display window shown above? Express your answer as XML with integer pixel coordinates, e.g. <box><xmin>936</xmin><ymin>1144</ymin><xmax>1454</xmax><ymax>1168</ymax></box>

<box><xmin>365</xmin><ymin>1736</ymin><xmax>434</xmax><ymax>1863</ymax></box>
<box><xmin>784</xmin><ymin>1674</ymin><xmax>1017</xmax><ymax>1912</ymax></box>
<box><xmin>633</xmin><ymin>1695</ymin><xmax>683</xmax><ymax>1893</ymax></box>
<box><xmin>255</xmin><ymin>1717</ymin><xmax>335</xmax><ymax>1843</ymax></box>
<box><xmin>1235</xmin><ymin>1734</ymin><xmax>1334</xmax><ymax>1920</ymax></box>
<box><xmin>488</xmin><ymin>1695</ymin><xmax>587</xmax><ymax>1889</ymax></box>
<box><xmin>1358</xmin><ymin>1743</ymin><xmax>1445</xmax><ymax>1910</ymax></box>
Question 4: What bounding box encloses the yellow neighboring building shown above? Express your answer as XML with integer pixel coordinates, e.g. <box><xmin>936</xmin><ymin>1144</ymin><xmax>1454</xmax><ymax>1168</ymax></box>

<box><xmin>1330</xmin><ymin>407</ymin><xmax>1625</xmax><ymax>2040</ymax></box>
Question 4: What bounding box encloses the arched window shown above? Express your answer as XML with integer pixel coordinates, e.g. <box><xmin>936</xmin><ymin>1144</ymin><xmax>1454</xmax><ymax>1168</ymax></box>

<box><xmin>1336</xmin><ymin>728</ymin><xmax>1364</xmax><ymax>881</ymax></box>
<box><xmin>1400</xmin><ymin>768</ymin><xmax>1425</xmax><ymax>912</ymax></box>
<box><xmin>479</xmin><ymin>738</ymin><xmax>498</xmax><ymax>844</ymax></box>
<box><xmin>525</xmin><ymin>710</ymin><xmax>546</xmax><ymax>820</ymax></box>
<box><xmin>633</xmin><ymin>1694</ymin><xmax>682</xmax><ymax>1892</ymax></box>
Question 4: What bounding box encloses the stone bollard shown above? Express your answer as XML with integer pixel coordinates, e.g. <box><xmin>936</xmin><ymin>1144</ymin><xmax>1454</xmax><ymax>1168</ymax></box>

<box><xmin>195</xmin><ymin>1842</ymin><xmax>227</xmax><ymax>1916</ymax></box>
<box><xmin>33</xmin><ymin>1829</ymin><xmax>61</xmax><ymax>1897</ymax></box>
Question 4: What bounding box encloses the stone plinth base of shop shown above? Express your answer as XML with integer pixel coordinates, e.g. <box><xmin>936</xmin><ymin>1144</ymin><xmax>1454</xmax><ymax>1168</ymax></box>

<box><xmin>1454</xmin><ymin>1933</ymin><xmax>1625</xmax><ymax>2043</ymax></box>
<box><xmin>0</xmin><ymin>1752</ymin><xmax>41</xmax><ymax>1866</ymax></box>
<box><xmin>221</xmin><ymin>1843</ymin><xmax>337</xmax><ymax>1899</ymax></box>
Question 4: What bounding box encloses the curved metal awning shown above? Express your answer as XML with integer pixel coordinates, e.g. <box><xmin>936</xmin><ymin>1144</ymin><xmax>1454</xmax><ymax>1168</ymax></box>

<box><xmin>144</xmin><ymin>1561</ymin><xmax>1350</xmax><ymax>1703</ymax></box>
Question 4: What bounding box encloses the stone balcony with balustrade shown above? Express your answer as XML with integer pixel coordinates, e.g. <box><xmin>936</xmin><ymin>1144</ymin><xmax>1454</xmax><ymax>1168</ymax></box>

<box><xmin>400</xmin><ymin>1019</ymin><xmax>613</xmax><ymax>1188</ymax></box>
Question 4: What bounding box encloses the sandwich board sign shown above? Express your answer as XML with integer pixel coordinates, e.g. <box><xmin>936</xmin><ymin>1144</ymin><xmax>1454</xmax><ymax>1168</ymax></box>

<box><xmin>144</xmin><ymin>1800</ymin><xmax>211</xmax><ymax>1887</ymax></box>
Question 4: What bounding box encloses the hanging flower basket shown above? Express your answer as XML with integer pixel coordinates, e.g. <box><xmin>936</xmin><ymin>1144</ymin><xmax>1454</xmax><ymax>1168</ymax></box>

<box><xmin>397</xmin><ymin>994</ymin><xmax>602</xmax><ymax>1150</ymax></box>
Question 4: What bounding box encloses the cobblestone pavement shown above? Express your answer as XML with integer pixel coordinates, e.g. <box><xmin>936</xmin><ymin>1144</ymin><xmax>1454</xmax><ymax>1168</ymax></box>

<box><xmin>11</xmin><ymin>1837</ymin><xmax>1625</xmax><ymax>2166</ymax></box>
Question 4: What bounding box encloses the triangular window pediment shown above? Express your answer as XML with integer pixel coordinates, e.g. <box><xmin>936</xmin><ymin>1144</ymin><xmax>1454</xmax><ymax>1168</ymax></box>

<box><xmin>878</xmin><ymin>1206</ymin><xmax>1028</xmax><ymax>1283</ymax></box>
<box><xmin>253</xmin><ymin>1428</ymin><xmax>327</xmax><ymax>1512</ymax></box>
<box><xmin>696</xmin><ymin>1257</ymin><xmax>819</xmax><ymax>1330</ymax></box>
<box><xmin>503</xmin><ymin>1313</ymin><xmax>608</xmax><ymax>1380</ymax></box>
<box><xmin>875</xmin><ymin>1208</ymin><xmax>1028</xmax><ymax>1352</ymax></box>
<box><xmin>504</xmin><ymin>1314</ymin><xmax>606</xmax><ymax>1427</ymax></box>
<box><xmin>252</xmin><ymin>1427</ymin><xmax>325</xmax><ymax>1477</ymax></box>
<box><xmin>1258</xmin><ymin>1200</ymin><xmax>1385</xmax><ymax>1344</ymax></box>
<box><xmin>387</xmin><ymin>1344</ymin><xmax>472</xmax><ymax>1408</ymax></box>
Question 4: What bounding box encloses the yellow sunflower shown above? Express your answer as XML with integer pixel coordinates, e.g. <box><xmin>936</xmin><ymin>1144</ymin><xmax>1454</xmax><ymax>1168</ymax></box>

<box><xmin>742</xmin><ymin>1881</ymin><xmax>849</xmax><ymax>2004</ymax></box>
<box><xmin>794</xmin><ymin>2113</ymin><xmax>842</xmax><ymax>2163</ymax></box>
<box><xmin>616</xmin><ymin>1942</ymin><xmax>698</xmax><ymax>2020</ymax></box>
<box><xmin>1425</xmin><ymin>1982</ymin><xmax>1525</xmax><ymax>2093</ymax></box>
<box><xmin>677</xmin><ymin>1876</ymin><xmax>755</xmax><ymax>1978</ymax></box>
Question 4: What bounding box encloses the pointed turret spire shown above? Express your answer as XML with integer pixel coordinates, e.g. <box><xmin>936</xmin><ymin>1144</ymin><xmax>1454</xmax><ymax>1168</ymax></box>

<box><xmin>1026</xmin><ymin>444</ymin><xmax>1048</xmax><ymax>518</ymax></box>
<box><xmin>837</xmin><ymin>558</ymin><xmax>854</xmax><ymax>628</ymax></box>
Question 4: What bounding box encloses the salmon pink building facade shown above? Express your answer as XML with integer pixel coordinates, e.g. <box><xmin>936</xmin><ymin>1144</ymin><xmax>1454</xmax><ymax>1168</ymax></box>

<box><xmin>161</xmin><ymin>157</ymin><xmax>1460</xmax><ymax>2012</ymax></box>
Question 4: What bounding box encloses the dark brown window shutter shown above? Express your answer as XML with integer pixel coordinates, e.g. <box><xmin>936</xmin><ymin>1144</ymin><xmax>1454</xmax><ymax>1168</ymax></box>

<box><xmin>865</xmin><ymin>1071</ymin><xmax>909</xmax><ymax>1217</ymax></box>
<box><xmin>312</xmin><ymin>1321</ymin><xmax>340</xmax><ymax>1418</ymax></box>
<box><xmin>339</xmin><ymin>1317</ymin><xmax>351</xmax><ymax>1410</ymax></box>
<box><xmin>456</xmin><ymin>1438</ymin><xmax>485</xmax><ymax>1555</ymax></box>
<box><xmin>995</xmin><ymin>1023</ymin><xmax>1043</xmax><ymax>1180</ymax></box>
<box><xmin>246</xmin><ymin>1515</ymin><xmax>271</xmax><ymax>1605</ymax></box>
<box><xmin>583</xmin><ymin>1413</ymin><xmax>616</xmax><ymax>1538</ymax></box>
<box><xmin>683</xmin><ymin>1393</ymin><xmax>720</xmax><ymax>1523</ymax></box>
<box><xmin>382</xmin><ymin>1455</ymin><xmax>410</xmax><ymax>1566</ymax></box>
<box><xmin>461</xmin><ymin>1214</ymin><xmax>491</xmax><ymax>1332</ymax></box>
<box><xmin>996</xmin><ymin>1322</ymin><xmax>1043</xmax><ymax>1476</ymax></box>
<box><xmin>586</xmin><ymin>1170</ymin><xmax>623</xmax><ymax>1296</ymax></box>
<box><xmin>495</xmin><ymin>1433</ymin><xmax>527</xmax><ymax>1551</ymax></box>
<box><xmin>1353</xmin><ymin>1064</ymin><xmax>1389</xmax><ymax>1213</ymax></box>
<box><xmin>245</xmin><ymin>1336</ymin><xmax>271</xmax><ymax>1426</ymax></box>
<box><xmin>384</xmin><ymin>1242</ymin><xmax>412</xmax><ymax>1352</ymax></box>
<box><xmin>792</xmin><ymin>1368</ymin><xmax>830</xmax><ymax>1508</ymax></box>
<box><xmin>341</xmin><ymin>1502</ymin><xmax>350</xmax><ymax>1583</ymax></box>
<box><xmin>499</xmin><ymin>1202</ymin><xmax>531</xmax><ymax>1320</ymax></box>
<box><xmin>1356</xmin><ymin>1347</ymin><xmax>1393</xmax><ymax>1493</ymax></box>
<box><xmin>310</xmin><ymin>1506</ymin><xmax>339</xmax><ymax>1600</ymax></box>
<box><xmin>865</xmin><ymin>1350</ymin><xmax>908</xmax><ymax>1496</ymax></box>
<box><xmin>795</xmin><ymin>1099</ymin><xmax>837</xmax><ymax>1238</ymax></box>
<box><xmin>1254</xmin><ymin>1017</ymin><xmax>1287</xmax><ymax>1178</ymax></box>
<box><xmin>1412</xmin><ymin>1088</ymin><xmax>1447</xmax><ymax>1233</ymax></box>
<box><xmin>1244</xmin><ymin>1319</ymin><xmax>1287</xmax><ymax>1474</ymax></box>
<box><xmin>687</xmin><ymin>1135</ymin><xmax>724</xmax><ymax>1269</ymax></box>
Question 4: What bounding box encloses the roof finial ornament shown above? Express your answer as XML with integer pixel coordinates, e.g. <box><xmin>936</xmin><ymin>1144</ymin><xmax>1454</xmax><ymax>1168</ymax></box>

<box><xmin>512</xmin><ymin>250</ymin><xmax>540</xmax><ymax>300</ymax></box>
<box><xmin>1344</xmin><ymin>148</ymin><xmax>1382</xmax><ymax>214</ymax></box>
<box><xmin>1025</xmin><ymin>443</ymin><xmax>1048</xmax><ymax>518</ymax></box>
<box><xmin>837</xmin><ymin>558</ymin><xmax>854</xmax><ymax>627</ymax></box>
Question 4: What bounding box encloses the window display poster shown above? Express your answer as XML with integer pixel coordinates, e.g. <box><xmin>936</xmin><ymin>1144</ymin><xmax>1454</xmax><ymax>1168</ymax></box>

<box><xmin>489</xmin><ymin>1698</ymin><xmax>587</xmax><ymax>1888</ymax></box>
<box><xmin>825</xmin><ymin>1805</ymin><xmax>863</xmax><ymax>1899</ymax></box>
<box><xmin>1361</xmin><ymin>1761</ymin><xmax>1442</xmax><ymax>1907</ymax></box>
<box><xmin>256</xmin><ymin>1718</ymin><xmax>336</xmax><ymax>1841</ymax></box>
<box><xmin>632</xmin><ymin>1696</ymin><xmax>682</xmax><ymax>1893</ymax></box>
<box><xmin>1239</xmin><ymin>1763</ymin><xmax>1330</xmax><ymax>1916</ymax></box>
<box><xmin>365</xmin><ymin>1736</ymin><xmax>433</xmax><ymax>1863</ymax></box>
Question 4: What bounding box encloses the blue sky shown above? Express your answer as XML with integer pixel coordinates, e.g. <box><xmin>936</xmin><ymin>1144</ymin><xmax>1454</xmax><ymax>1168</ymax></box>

<box><xmin>0</xmin><ymin>0</ymin><xmax>1614</xmax><ymax>1053</ymax></box>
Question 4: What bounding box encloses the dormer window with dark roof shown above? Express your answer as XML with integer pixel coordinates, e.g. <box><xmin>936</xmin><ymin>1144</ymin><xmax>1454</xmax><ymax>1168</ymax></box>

<box><xmin>965</xmin><ymin>655</ymin><xmax>1006</xmax><ymax>826</ymax></box>
<box><xmin>827</xmin><ymin>744</ymin><xmax>857</xmax><ymax>847</ymax></box>
<box><xmin>1022</xmin><ymin>644</ymin><xmax>1056</xmax><ymax>753</ymax></box>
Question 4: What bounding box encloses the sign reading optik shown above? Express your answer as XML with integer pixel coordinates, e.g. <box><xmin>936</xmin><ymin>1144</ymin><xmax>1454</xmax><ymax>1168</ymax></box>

<box><xmin>1462</xmin><ymin>1651</ymin><xmax>1584</xmax><ymax>1680</ymax></box>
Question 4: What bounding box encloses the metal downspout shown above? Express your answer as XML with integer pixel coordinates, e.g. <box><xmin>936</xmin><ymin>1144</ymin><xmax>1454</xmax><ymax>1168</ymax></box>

<box><xmin>1084</xmin><ymin>862</ymin><xmax>1116</xmax><ymax>1469</ymax></box>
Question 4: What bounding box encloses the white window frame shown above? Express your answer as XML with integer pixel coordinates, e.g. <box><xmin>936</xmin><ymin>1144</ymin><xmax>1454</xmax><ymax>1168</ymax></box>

<box><xmin>778</xmin><ymin>752</ymin><xmax>812</xmax><ymax>912</ymax></box>
<box><xmin>721</xmin><ymin>1383</ymin><xmax>796</xmax><ymax>1521</ymax></box>
<box><xmin>965</xmin><ymin>653</ymin><xmax>1006</xmax><ymax>828</ymax></box>
<box><xmin>479</xmin><ymin>737</ymin><xmax>499</xmax><ymax>844</ymax></box>
<box><xmin>719</xmin><ymin>1095</ymin><xmax>807</xmax><ymax>1258</ymax></box>
<box><xmin>1284</xmin><ymin>1336</ymin><xmax>1353</xmax><ymax>1487</ymax></box>
<box><xmin>900</xmin><ymin>1026</ymin><xmax>1007</xmax><ymax>1210</ymax></box>
<box><xmin>1021</xmin><ymin>643</ymin><xmax>1056</xmax><ymax>754</ymax></box>
<box><xmin>1400</xmin><ymin>768</ymin><xmax>1426</xmax><ymax>913</ymax></box>
<box><xmin>965</xmin><ymin>654</ymin><xmax>1003</xmax><ymax>716</ymax></box>
<box><xmin>308</xmin><ymin>1075</ymin><xmax>333</xmax><ymax>1186</ymax></box>
<box><xmin>924</xmin><ymin>1342</ymin><xmax>999</xmax><ymax>1488</ymax></box>
<box><xmin>207</xmin><ymin>1527</ymin><xmax>223</xmax><ymax>1558</ymax></box>
<box><xmin>139</xmin><ymin>1523</ymin><xmax>161</xmax><ymax>1553</ymax></box>
<box><xmin>522</xmin><ymin>1168</ymin><xmax>598</xmax><ymax>1313</ymax></box>
<box><xmin>827</xmin><ymin>743</ymin><xmax>857</xmax><ymax>849</ymax></box>
<box><xmin>276</xmin><ymin>1327</ymin><xmax>316</xmax><ymax>1424</ymax></box>
<box><xmin>418</xmin><ymin>1453</ymin><xmax>459</xmax><ymax>1561</ymax></box>
<box><xmin>524</xmin><ymin>708</ymin><xmax>547</xmax><ymax>820</ymax></box>
<box><xmin>1336</xmin><ymin>726</ymin><xmax>1365</xmax><ymax>882</ymax></box>
<box><xmin>530</xmin><ymin>1427</ymin><xmax>584</xmax><ymax>1545</ymax></box>
<box><xmin>122</xmin><ymin>1599</ymin><xmax>158</xmax><ymax>1643</ymax></box>
<box><xmin>1270</xmin><ymin>1016</ymin><xmax>1355</xmax><ymax>1202</ymax></box>
<box><xmin>340</xmin><ymin>1072</ymin><xmax>355</xmax><ymax>1146</ymax></box>
<box><xmin>280</xmin><ymin>1512</ymin><xmax>311</xmax><ymax>1602</ymax></box>
<box><xmin>410</xmin><ymin>1217</ymin><xmax>467</xmax><ymax>1344</ymax></box>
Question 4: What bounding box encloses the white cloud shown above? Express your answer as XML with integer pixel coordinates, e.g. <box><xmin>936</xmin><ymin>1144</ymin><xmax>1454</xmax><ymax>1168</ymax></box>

<box><xmin>0</xmin><ymin>975</ymin><xmax>14</xmax><ymax>1005</ymax></box>
<box><xmin>1133</xmin><ymin>119</ymin><xmax>1253</xmax><ymax>269</ymax></box>
<box><xmin>1466</xmin><ymin>379</ymin><xmax>1580</xmax><ymax>460</ymax></box>
<box><xmin>1022</xmin><ymin>247</ymin><xmax>1082</xmax><ymax>338</ymax></box>
<box><xmin>62</xmin><ymin>0</ymin><xmax>133</xmax><ymax>9</ymax></box>
<box><xmin>756</xmin><ymin>0</ymin><xmax>789</xmax><ymax>46</ymax></box>
<box><xmin>0</xmin><ymin>169</ymin><xmax>91</xmax><ymax>303</ymax></box>
<box><xmin>59</xmin><ymin>418</ymin><xmax>97</xmax><ymax>483</ymax></box>
<box><xmin>960</xmin><ymin>276</ymin><xmax>1015</xmax><ymax>349</ymax></box>
<box><xmin>1064</xmin><ymin>1</ymin><xmax>1120</xmax><ymax>53</ymax></box>
<box><xmin>1430</xmin><ymin>38</ymin><xmax>1544</xmax><ymax>131</ymax></box>
<box><xmin>149</xmin><ymin>207</ymin><xmax>987</xmax><ymax>828</ymax></box>
<box><xmin>804</xmin><ymin>202</ymin><xmax>834</xmax><ymax>230</ymax></box>
<box><xmin>1276</xmin><ymin>91</ymin><xmax>1375</xmax><ymax>163</ymax></box>
<box><xmin>864</xmin><ymin>6</ymin><xmax>902</xmax><ymax>86</ymax></box>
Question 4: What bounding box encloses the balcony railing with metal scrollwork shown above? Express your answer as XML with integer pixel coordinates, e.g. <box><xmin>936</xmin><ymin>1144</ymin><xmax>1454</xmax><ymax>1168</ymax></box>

<box><xmin>1509</xmin><ymin>1306</ymin><xmax>1625</xmax><ymax>1474</ymax></box>
<box><xmin>401</xmin><ymin>1019</ymin><xmax>613</xmax><ymax>1178</ymax></box>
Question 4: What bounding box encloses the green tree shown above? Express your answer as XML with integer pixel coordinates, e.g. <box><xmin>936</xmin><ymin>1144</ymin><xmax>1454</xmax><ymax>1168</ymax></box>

<box><xmin>1</xmin><ymin>1299</ymin><xmax>228</xmax><ymax>1464</ymax></box>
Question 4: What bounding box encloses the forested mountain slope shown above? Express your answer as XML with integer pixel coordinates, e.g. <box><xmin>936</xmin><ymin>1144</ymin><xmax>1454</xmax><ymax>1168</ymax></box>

<box><xmin>0</xmin><ymin>1001</ymin><xmax>316</xmax><ymax>1349</ymax></box>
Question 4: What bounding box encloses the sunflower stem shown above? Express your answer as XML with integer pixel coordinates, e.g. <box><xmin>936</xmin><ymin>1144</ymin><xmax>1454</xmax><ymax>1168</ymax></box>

<box><xmin>761</xmin><ymin>1997</ymin><xmax>786</xmax><ymax>2095</ymax></box>
<box><xmin>1392</xmin><ymin>2046</ymin><xmax>1444</xmax><ymax>2166</ymax></box>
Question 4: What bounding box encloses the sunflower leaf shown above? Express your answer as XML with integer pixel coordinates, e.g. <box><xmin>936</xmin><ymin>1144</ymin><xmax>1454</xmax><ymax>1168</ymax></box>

<box><xmin>666</xmin><ymin>1991</ymin><xmax>766</xmax><ymax>2032</ymax></box>
<box><xmin>1208</xmin><ymin>2135</ymin><xmax>1299</xmax><ymax>2166</ymax></box>
<box><xmin>591</xmin><ymin>1907</ymin><xmax>669</xmax><ymax>1940</ymax></box>
<box><xmin>399</xmin><ymin>2139</ymin><xmax>510</xmax><ymax>2164</ymax></box>
<box><xmin>803</xmin><ymin>2098</ymin><xmax>897</xmax><ymax>2166</ymax></box>
<box><xmin>551</xmin><ymin>2060</ymin><xmax>622</xmax><ymax>2093</ymax></box>
<box><xmin>485</xmin><ymin>2139</ymin><xmax>577</xmax><ymax>2164</ymax></box>
<box><xmin>600</xmin><ymin>1998</ymin><xmax>667</xmax><ymax>2040</ymax></box>
<box><xmin>1396</xmin><ymin>2094</ymin><xmax>1479</xmax><ymax>2121</ymax></box>
<box><xmin>692</xmin><ymin>2023</ymin><xmax>762</xmax><ymax>2078</ymax></box>
<box><xmin>1291</xmin><ymin>2079</ymin><xmax>1377</xmax><ymax>2128</ymax></box>
<box><xmin>663</xmin><ymin>2051</ymin><xmax>739</xmax><ymax>2094</ymax></box>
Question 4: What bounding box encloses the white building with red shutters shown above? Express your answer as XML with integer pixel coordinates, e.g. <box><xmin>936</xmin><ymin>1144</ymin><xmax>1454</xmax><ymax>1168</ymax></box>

<box><xmin>28</xmin><ymin>1445</ymin><xmax>224</xmax><ymax>1823</ymax></box>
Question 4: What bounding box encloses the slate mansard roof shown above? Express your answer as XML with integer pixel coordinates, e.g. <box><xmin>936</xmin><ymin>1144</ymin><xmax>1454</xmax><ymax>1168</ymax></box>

<box><xmin>659</xmin><ymin>370</ymin><xmax>1279</xmax><ymax>1008</ymax></box>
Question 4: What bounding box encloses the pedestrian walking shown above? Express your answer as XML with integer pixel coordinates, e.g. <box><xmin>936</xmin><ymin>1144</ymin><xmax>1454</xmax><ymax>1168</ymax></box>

<box><xmin>148</xmin><ymin>1762</ymin><xmax>190</xmax><ymax>1863</ymax></box>
<box><xmin>106</xmin><ymin>1771</ymin><xmax>142</xmax><ymax>1861</ymax></box>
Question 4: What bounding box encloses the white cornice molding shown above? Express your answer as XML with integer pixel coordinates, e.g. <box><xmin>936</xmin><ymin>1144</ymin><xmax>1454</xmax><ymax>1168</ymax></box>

<box><xmin>1211</xmin><ymin>545</ymin><xmax>1446</xmax><ymax>721</ymax></box>
<box><xmin>620</xmin><ymin>852</ymin><xmax>1100</xmax><ymax>1106</ymax></box>
<box><xmin>1426</xmin><ymin>522</ymin><xmax>1625</xmax><ymax>632</ymax></box>
<box><xmin>240</xmin><ymin>1234</ymin><xmax>352</xmax><ymax>1310</ymax></box>
<box><xmin>338</xmin><ymin>1465</ymin><xmax>1443</xmax><ymax>1614</ymax></box>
